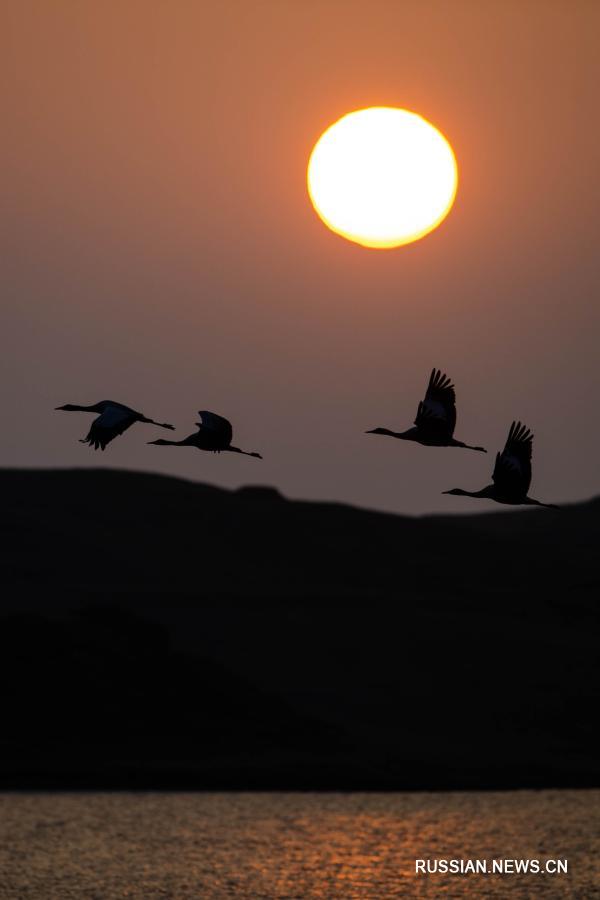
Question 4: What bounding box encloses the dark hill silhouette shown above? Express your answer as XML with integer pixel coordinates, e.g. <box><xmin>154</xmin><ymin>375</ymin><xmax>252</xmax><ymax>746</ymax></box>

<box><xmin>1</xmin><ymin>468</ymin><xmax>598</xmax><ymax>789</ymax></box>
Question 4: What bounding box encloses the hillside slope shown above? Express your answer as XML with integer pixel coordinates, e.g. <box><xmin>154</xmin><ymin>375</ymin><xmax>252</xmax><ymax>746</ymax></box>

<box><xmin>1</xmin><ymin>468</ymin><xmax>598</xmax><ymax>788</ymax></box>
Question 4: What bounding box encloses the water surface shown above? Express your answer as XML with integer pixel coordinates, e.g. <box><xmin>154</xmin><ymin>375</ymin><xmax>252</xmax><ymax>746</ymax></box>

<box><xmin>0</xmin><ymin>790</ymin><xmax>597</xmax><ymax>898</ymax></box>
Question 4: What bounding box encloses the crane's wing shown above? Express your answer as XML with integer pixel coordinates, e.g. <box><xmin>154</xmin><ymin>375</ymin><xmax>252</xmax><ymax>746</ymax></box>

<box><xmin>196</xmin><ymin>410</ymin><xmax>233</xmax><ymax>445</ymax></box>
<box><xmin>414</xmin><ymin>369</ymin><xmax>457</xmax><ymax>437</ymax></box>
<box><xmin>81</xmin><ymin>405</ymin><xmax>136</xmax><ymax>451</ymax></box>
<box><xmin>492</xmin><ymin>421</ymin><xmax>533</xmax><ymax>496</ymax></box>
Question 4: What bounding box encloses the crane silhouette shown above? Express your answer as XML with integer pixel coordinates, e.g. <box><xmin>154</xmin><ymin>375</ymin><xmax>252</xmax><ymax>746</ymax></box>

<box><xmin>443</xmin><ymin>420</ymin><xmax>558</xmax><ymax>508</ymax></box>
<box><xmin>366</xmin><ymin>368</ymin><xmax>486</xmax><ymax>452</ymax></box>
<box><xmin>55</xmin><ymin>400</ymin><xmax>174</xmax><ymax>450</ymax></box>
<box><xmin>148</xmin><ymin>410</ymin><xmax>262</xmax><ymax>458</ymax></box>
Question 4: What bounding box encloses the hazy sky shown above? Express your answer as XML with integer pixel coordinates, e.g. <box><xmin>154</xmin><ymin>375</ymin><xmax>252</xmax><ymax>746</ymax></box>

<box><xmin>2</xmin><ymin>1</ymin><xmax>599</xmax><ymax>514</ymax></box>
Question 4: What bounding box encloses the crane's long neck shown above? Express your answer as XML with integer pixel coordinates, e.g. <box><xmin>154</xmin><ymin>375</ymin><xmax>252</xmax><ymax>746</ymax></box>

<box><xmin>58</xmin><ymin>404</ymin><xmax>97</xmax><ymax>413</ymax></box>
<box><xmin>227</xmin><ymin>446</ymin><xmax>263</xmax><ymax>459</ymax></box>
<box><xmin>366</xmin><ymin>427</ymin><xmax>416</xmax><ymax>441</ymax></box>
<box><xmin>443</xmin><ymin>487</ymin><xmax>492</xmax><ymax>499</ymax></box>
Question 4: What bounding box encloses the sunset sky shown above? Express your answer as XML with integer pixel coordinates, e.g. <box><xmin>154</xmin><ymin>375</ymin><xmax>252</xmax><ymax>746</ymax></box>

<box><xmin>2</xmin><ymin>0</ymin><xmax>598</xmax><ymax>514</ymax></box>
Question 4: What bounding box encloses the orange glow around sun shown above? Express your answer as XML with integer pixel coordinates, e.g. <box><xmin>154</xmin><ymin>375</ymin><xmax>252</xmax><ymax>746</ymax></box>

<box><xmin>307</xmin><ymin>107</ymin><xmax>458</xmax><ymax>249</ymax></box>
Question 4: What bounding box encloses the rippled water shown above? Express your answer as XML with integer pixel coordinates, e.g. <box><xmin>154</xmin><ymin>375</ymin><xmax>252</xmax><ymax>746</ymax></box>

<box><xmin>0</xmin><ymin>791</ymin><xmax>598</xmax><ymax>898</ymax></box>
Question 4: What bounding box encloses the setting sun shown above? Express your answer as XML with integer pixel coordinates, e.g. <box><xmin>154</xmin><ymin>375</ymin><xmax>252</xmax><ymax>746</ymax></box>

<box><xmin>307</xmin><ymin>107</ymin><xmax>458</xmax><ymax>248</ymax></box>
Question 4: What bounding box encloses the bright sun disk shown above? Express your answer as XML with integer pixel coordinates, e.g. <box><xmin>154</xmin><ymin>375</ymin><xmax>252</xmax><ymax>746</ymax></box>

<box><xmin>307</xmin><ymin>107</ymin><xmax>458</xmax><ymax>248</ymax></box>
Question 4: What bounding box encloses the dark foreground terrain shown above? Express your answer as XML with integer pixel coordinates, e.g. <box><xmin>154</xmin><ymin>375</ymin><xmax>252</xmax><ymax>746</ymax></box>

<box><xmin>1</xmin><ymin>468</ymin><xmax>598</xmax><ymax>789</ymax></box>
